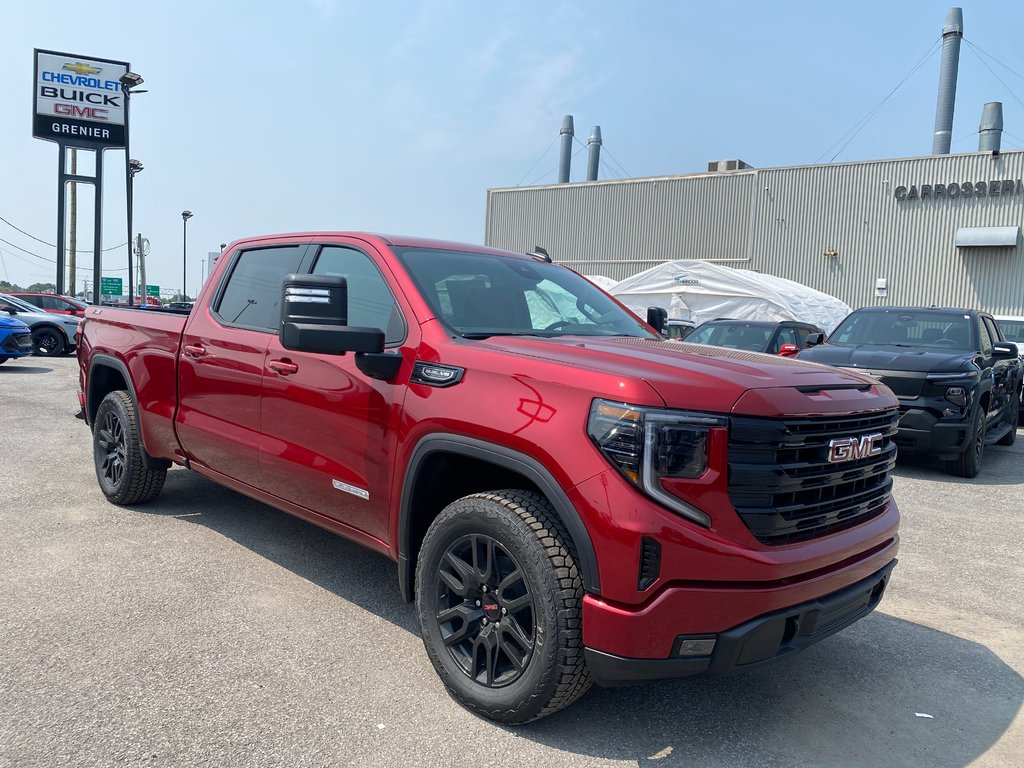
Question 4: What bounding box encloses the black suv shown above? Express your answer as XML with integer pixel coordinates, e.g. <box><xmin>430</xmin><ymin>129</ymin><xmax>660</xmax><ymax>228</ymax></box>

<box><xmin>799</xmin><ymin>307</ymin><xmax>1021</xmax><ymax>477</ymax></box>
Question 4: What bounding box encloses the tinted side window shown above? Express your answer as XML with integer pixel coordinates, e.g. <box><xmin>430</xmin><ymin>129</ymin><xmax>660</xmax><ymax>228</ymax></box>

<box><xmin>978</xmin><ymin>318</ymin><xmax>994</xmax><ymax>354</ymax></box>
<box><xmin>983</xmin><ymin>317</ymin><xmax>1002</xmax><ymax>344</ymax></box>
<box><xmin>215</xmin><ymin>246</ymin><xmax>305</xmax><ymax>331</ymax></box>
<box><xmin>311</xmin><ymin>246</ymin><xmax>405</xmax><ymax>345</ymax></box>
<box><xmin>772</xmin><ymin>327</ymin><xmax>799</xmax><ymax>353</ymax></box>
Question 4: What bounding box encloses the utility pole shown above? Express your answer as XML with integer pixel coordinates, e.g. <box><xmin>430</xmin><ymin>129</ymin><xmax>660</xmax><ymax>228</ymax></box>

<box><xmin>137</xmin><ymin>233</ymin><xmax>146</xmax><ymax>303</ymax></box>
<box><xmin>68</xmin><ymin>148</ymin><xmax>77</xmax><ymax>297</ymax></box>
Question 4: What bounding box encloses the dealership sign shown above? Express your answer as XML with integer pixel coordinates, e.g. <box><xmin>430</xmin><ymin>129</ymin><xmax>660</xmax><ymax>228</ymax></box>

<box><xmin>33</xmin><ymin>49</ymin><xmax>129</xmax><ymax>147</ymax></box>
<box><xmin>895</xmin><ymin>178</ymin><xmax>1024</xmax><ymax>202</ymax></box>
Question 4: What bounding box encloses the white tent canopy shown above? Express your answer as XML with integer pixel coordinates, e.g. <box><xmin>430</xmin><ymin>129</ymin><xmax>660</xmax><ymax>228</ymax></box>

<box><xmin>608</xmin><ymin>260</ymin><xmax>852</xmax><ymax>333</ymax></box>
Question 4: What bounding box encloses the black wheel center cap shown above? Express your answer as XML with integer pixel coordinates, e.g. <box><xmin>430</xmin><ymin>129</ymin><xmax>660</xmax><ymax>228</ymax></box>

<box><xmin>481</xmin><ymin>595</ymin><xmax>501</xmax><ymax>620</ymax></box>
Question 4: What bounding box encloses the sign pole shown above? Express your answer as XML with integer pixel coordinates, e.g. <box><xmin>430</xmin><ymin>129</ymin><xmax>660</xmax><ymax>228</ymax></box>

<box><xmin>92</xmin><ymin>153</ymin><xmax>103</xmax><ymax>305</ymax></box>
<box><xmin>56</xmin><ymin>144</ymin><xmax>66</xmax><ymax>295</ymax></box>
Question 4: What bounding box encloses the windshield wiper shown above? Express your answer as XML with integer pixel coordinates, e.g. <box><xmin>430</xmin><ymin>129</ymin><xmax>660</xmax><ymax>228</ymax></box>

<box><xmin>460</xmin><ymin>331</ymin><xmax>544</xmax><ymax>339</ymax></box>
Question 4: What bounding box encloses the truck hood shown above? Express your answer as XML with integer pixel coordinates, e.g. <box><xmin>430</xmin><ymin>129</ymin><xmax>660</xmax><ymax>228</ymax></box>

<box><xmin>799</xmin><ymin>344</ymin><xmax>974</xmax><ymax>374</ymax></box>
<box><xmin>475</xmin><ymin>336</ymin><xmax>880</xmax><ymax>413</ymax></box>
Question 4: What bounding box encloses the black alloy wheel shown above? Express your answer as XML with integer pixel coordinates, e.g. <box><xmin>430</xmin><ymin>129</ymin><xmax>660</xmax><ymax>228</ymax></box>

<box><xmin>434</xmin><ymin>533</ymin><xmax>536</xmax><ymax>688</ymax></box>
<box><xmin>96</xmin><ymin>408</ymin><xmax>127</xmax><ymax>489</ymax></box>
<box><xmin>949</xmin><ymin>406</ymin><xmax>986</xmax><ymax>478</ymax></box>
<box><xmin>32</xmin><ymin>327</ymin><xmax>63</xmax><ymax>356</ymax></box>
<box><xmin>92</xmin><ymin>390</ymin><xmax>167</xmax><ymax>504</ymax></box>
<box><xmin>415</xmin><ymin>490</ymin><xmax>591</xmax><ymax>723</ymax></box>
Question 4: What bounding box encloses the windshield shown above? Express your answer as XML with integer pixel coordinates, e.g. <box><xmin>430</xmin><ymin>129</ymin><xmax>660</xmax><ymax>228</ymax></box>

<box><xmin>997</xmin><ymin>319</ymin><xmax>1024</xmax><ymax>343</ymax></box>
<box><xmin>686</xmin><ymin>322</ymin><xmax>774</xmax><ymax>352</ymax></box>
<box><xmin>393</xmin><ymin>247</ymin><xmax>654</xmax><ymax>339</ymax></box>
<box><xmin>829</xmin><ymin>310</ymin><xmax>975</xmax><ymax>350</ymax></box>
<box><xmin>0</xmin><ymin>293</ymin><xmax>42</xmax><ymax>313</ymax></box>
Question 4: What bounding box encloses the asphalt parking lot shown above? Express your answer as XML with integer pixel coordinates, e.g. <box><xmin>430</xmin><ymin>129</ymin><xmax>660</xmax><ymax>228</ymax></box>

<box><xmin>1</xmin><ymin>356</ymin><xmax>1021</xmax><ymax>767</ymax></box>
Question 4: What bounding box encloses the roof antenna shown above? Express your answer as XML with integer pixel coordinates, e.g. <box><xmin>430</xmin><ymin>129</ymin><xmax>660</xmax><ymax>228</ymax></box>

<box><xmin>529</xmin><ymin>245</ymin><xmax>552</xmax><ymax>263</ymax></box>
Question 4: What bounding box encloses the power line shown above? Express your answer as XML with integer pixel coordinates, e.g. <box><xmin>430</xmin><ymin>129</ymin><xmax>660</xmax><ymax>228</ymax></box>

<box><xmin>964</xmin><ymin>39</ymin><xmax>1024</xmax><ymax>111</ymax></box>
<box><xmin>814</xmin><ymin>37</ymin><xmax>941</xmax><ymax>163</ymax></box>
<box><xmin>0</xmin><ymin>239</ymin><xmax>129</xmax><ymax>272</ymax></box>
<box><xmin>514</xmin><ymin>135</ymin><xmax>559</xmax><ymax>187</ymax></box>
<box><xmin>0</xmin><ymin>213</ymin><xmax>127</xmax><ymax>253</ymax></box>
<box><xmin>963</xmin><ymin>38</ymin><xmax>1024</xmax><ymax>85</ymax></box>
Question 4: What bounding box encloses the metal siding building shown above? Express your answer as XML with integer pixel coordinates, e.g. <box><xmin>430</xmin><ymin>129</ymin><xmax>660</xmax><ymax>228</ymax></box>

<box><xmin>485</xmin><ymin>149</ymin><xmax>1024</xmax><ymax>314</ymax></box>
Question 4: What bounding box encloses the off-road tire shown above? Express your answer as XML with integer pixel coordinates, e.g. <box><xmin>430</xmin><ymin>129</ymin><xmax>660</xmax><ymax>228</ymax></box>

<box><xmin>32</xmin><ymin>327</ymin><xmax>64</xmax><ymax>356</ymax></box>
<box><xmin>948</xmin><ymin>406</ymin><xmax>986</xmax><ymax>478</ymax></box>
<box><xmin>997</xmin><ymin>392</ymin><xmax>1019</xmax><ymax>446</ymax></box>
<box><xmin>415</xmin><ymin>490</ymin><xmax>591</xmax><ymax>724</ymax></box>
<box><xmin>93</xmin><ymin>390</ymin><xmax>167</xmax><ymax>505</ymax></box>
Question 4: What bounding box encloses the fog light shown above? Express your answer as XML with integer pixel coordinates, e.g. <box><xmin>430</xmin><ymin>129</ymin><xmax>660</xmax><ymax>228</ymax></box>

<box><xmin>676</xmin><ymin>637</ymin><xmax>717</xmax><ymax>657</ymax></box>
<box><xmin>945</xmin><ymin>386</ymin><xmax>967</xmax><ymax>407</ymax></box>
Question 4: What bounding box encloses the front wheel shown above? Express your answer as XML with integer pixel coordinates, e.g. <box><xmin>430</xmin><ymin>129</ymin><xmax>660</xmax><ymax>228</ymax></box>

<box><xmin>32</xmin><ymin>327</ymin><xmax>64</xmax><ymax>356</ymax></box>
<box><xmin>415</xmin><ymin>490</ymin><xmax>591</xmax><ymax>724</ymax></box>
<box><xmin>947</xmin><ymin>406</ymin><xmax>986</xmax><ymax>477</ymax></box>
<box><xmin>93</xmin><ymin>390</ymin><xmax>167</xmax><ymax>504</ymax></box>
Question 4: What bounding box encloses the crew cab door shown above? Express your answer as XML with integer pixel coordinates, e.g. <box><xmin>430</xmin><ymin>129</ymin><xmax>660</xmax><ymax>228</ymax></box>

<box><xmin>258</xmin><ymin>241</ymin><xmax>413</xmax><ymax>542</ymax></box>
<box><xmin>981</xmin><ymin>315</ymin><xmax>1016</xmax><ymax>418</ymax></box>
<box><xmin>176</xmin><ymin>242</ymin><xmax>310</xmax><ymax>486</ymax></box>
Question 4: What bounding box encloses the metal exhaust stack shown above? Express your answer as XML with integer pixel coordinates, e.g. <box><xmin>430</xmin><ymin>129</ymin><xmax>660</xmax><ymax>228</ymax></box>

<box><xmin>586</xmin><ymin>126</ymin><xmax>602</xmax><ymax>181</ymax></box>
<box><xmin>978</xmin><ymin>102</ymin><xmax>1003</xmax><ymax>152</ymax></box>
<box><xmin>931</xmin><ymin>7</ymin><xmax>963</xmax><ymax>154</ymax></box>
<box><xmin>558</xmin><ymin>115</ymin><xmax>574</xmax><ymax>183</ymax></box>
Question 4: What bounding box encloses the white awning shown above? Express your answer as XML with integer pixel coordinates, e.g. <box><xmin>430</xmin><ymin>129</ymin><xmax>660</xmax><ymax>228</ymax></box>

<box><xmin>955</xmin><ymin>226</ymin><xmax>1020</xmax><ymax>247</ymax></box>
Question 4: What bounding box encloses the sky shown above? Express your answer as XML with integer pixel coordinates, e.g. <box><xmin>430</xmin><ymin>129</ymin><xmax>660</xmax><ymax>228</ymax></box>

<box><xmin>2</xmin><ymin>0</ymin><xmax>1023</xmax><ymax>297</ymax></box>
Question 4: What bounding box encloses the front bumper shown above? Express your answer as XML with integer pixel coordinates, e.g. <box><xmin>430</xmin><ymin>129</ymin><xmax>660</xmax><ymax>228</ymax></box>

<box><xmin>585</xmin><ymin>559</ymin><xmax>896</xmax><ymax>686</ymax></box>
<box><xmin>894</xmin><ymin>404</ymin><xmax>970</xmax><ymax>459</ymax></box>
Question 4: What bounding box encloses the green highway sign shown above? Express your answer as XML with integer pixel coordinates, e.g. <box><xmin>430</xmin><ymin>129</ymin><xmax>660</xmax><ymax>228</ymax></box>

<box><xmin>100</xmin><ymin>277</ymin><xmax>123</xmax><ymax>296</ymax></box>
<box><xmin>146</xmin><ymin>284</ymin><xmax>160</xmax><ymax>298</ymax></box>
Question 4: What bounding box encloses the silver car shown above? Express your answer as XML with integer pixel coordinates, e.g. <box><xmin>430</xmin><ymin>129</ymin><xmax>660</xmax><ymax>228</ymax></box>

<box><xmin>0</xmin><ymin>292</ymin><xmax>81</xmax><ymax>356</ymax></box>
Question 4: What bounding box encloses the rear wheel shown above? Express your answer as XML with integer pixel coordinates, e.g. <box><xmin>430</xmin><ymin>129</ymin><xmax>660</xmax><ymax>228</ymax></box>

<box><xmin>93</xmin><ymin>391</ymin><xmax>167</xmax><ymax>504</ymax></box>
<box><xmin>415</xmin><ymin>490</ymin><xmax>591</xmax><ymax>724</ymax></box>
<box><xmin>997</xmin><ymin>392</ymin><xmax>1019</xmax><ymax>446</ymax></box>
<box><xmin>32</xmin><ymin>327</ymin><xmax>63</xmax><ymax>356</ymax></box>
<box><xmin>948</xmin><ymin>406</ymin><xmax>986</xmax><ymax>478</ymax></box>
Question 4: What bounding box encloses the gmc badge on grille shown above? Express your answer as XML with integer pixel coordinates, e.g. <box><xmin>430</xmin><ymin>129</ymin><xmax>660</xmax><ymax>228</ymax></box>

<box><xmin>827</xmin><ymin>433</ymin><xmax>884</xmax><ymax>463</ymax></box>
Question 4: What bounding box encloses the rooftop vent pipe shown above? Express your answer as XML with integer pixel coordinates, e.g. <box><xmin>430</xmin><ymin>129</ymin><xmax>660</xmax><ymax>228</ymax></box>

<box><xmin>558</xmin><ymin>115</ymin><xmax>574</xmax><ymax>183</ymax></box>
<box><xmin>586</xmin><ymin>126</ymin><xmax>602</xmax><ymax>181</ymax></box>
<box><xmin>978</xmin><ymin>102</ymin><xmax>1003</xmax><ymax>153</ymax></box>
<box><xmin>931</xmin><ymin>7</ymin><xmax>963</xmax><ymax>155</ymax></box>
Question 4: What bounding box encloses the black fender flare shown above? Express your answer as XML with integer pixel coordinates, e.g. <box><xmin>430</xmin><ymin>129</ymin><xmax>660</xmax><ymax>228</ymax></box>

<box><xmin>88</xmin><ymin>353</ymin><xmax>170</xmax><ymax>471</ymax></box>
<box><xmin>397</xmin><ymin>434</ymin><xmax>601</xmax><ymax>601</ymax></box>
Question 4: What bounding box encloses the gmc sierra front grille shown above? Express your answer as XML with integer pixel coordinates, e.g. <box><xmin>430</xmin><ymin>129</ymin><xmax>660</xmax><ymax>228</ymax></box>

<box><xmin>728</xmin><ymin>409</ymin><xmax>898</xmax><ymax>545</ymax></box>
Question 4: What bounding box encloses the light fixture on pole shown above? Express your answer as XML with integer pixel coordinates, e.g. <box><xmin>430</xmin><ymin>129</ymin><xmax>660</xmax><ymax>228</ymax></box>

<box><xmin>182</xmin><ymin>210</ymin><xmax>193</xmax><ymax>300</ymax></box>
<box><xmin>119</xmin><ymin>72</ymin><xmax>146</xmax><ymax>307</ymax></box>
<box><xmin>128</xmin><ymin>159</ymin><xmax>144</xmax><ymax>299</ymax></box>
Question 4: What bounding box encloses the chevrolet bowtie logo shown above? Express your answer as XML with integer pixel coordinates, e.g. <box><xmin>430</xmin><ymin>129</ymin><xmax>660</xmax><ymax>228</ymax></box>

<box><xmin>63</xmin><ymin>62</ymin><xmax>101</xmax><ymax>76</ymax></box>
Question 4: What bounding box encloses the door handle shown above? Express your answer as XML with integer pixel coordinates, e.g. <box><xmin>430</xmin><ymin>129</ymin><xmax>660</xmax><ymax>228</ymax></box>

<box><xmin>268</xmin><ymin>359</ymin><xmax>299</xmax><ymax>376</ymax></box>
<box><xmin>184</xmin><ymin>344</ymin><xmax>207</xmax><ymax>358</ymax></box>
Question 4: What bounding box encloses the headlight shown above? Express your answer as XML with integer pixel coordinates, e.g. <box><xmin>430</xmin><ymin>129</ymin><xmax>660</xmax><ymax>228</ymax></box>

<box><xmin>587</xmin><ymin>399</ymin><xmax>726</xmax><ymax>526</ymax></box>
<box><xmin>926</xmin><ymin>370</ymin><xmax>978</xmax><ymax>381</ymax></box>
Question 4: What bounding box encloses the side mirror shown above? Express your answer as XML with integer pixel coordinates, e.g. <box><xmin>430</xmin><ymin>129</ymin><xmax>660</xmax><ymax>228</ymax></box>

<box><xmin>993</xmin><ymin>341</ymin><xmax>1019</xmax><ymax>359</ymax></box>
<box><xmin>0</xmin><ymin>304</ymin><xmax>17</xmax><ymax>314</ymax></box>
<box><xmin>646</xmin><ymin>306</ymin><xmax>668</xmax><ymax>334</ymax></box>
<box><xmin>805</xmin><ymin>332</ymin><xmax>825</xmax><ymax>347</ymax></box>
<box><xmin>279</xmin><ymin>274</ymin><xmax>384</xmax><ymax>355</ymax></box>
<box><xmin>778</xmin><ymin>343</ymin><xmax>800</xmax><ymax>357</ymax></box>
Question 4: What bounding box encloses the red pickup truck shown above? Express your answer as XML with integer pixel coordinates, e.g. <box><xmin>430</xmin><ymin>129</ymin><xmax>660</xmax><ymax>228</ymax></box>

<box><xmin>78</xmin><ymin>232</ymin><xmax>900</xmax><ymax>723</ymax></box>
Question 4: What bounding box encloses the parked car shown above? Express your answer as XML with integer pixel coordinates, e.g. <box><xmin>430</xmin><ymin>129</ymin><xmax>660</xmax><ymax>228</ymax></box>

<box><xmin>663</xmin><ymin>318</ymin><xmax>697</xmax><ymax>340</ymax></box>
<box><xmin>684</xmin><ymin>319</ymin><xmax>825</xmax><ymax>356</ymax></box>
<box><xmin>166</xmin><ymin>301</ymin><xmax>194</xmax><ymax>311</ymax></box>
<box><xmin>10</xmin><ymin>292</ymin><xmax>87</xmax><ymax>317</ymax></box>
<box><xmin>799</xmin><ymin>306</ymin><xmax>1021</xmax><ymax>477</ymax></box>
<box><xmin>0</xmin><ymin>292</ymin><xmax>80</xmax><ymax>356</ymax></box>
<box><xmin>0</xmin><ymin>314</ymin><xmax>34</xmax><ymax>364</ymax></box>
<box><xmin>79</xmin><ymin>232</ymin><xmax>899</xmax><ymax>723</ymax></box>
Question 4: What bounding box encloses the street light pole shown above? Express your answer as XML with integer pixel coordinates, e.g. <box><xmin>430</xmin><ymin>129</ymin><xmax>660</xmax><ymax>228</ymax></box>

<box><xmin>128</xmin><ymin>160</ymin><xmax>144</xmax><ymax>299</ymax></box>
<box><xmin>119</xmin><ymin>72</ymin><xmax>145</xmax><ymax>307</ymax></box>
<box><xmin>182</xmin><ymin>210</ymin><xmax>193</xmax><ymax>300</ymax></box>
